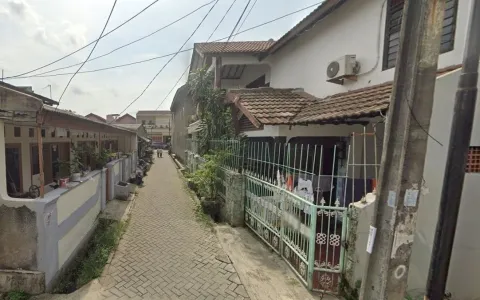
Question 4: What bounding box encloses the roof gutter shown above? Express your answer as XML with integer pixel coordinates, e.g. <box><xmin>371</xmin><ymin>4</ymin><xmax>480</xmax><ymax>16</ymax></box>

<box><xmin>259</xmin><ymin>0</ymin><xmax>349</xmax><ymax>60</ymax></box>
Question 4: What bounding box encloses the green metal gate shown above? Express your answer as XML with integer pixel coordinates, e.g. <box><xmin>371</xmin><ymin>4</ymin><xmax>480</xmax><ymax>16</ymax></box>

<box><xmin>188</xmin><ymin>134</ymin><xmax>379</xmax><ymax>293</ymax></box>
<box><xmin>244</xmin><ymin>175</ymin><xmax>348</xmax><ymax>292</ymax></box>
<box><xmin>243</xmin><ymin>141</ymin><xmax>354</xmax><ymax>293</ymax></box>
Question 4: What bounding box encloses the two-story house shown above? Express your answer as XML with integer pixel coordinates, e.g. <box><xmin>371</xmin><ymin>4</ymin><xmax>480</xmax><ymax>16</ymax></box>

<box><xmin>170</xmin><ymin>40</ymin><xmax>275</xmax><ymax>159</ymax></box>
<box><xmin>136</xmin><ymin>110</ymin><xmax>172</xmax><ymax>143</ymax></box>
<box><xmin>172</xmin><ymin>0</ymin><xmax>480</xmax><ymax>297</ymax></box>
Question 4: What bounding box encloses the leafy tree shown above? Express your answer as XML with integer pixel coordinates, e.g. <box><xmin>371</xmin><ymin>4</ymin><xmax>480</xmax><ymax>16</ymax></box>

<box><xmin>188</xmin><ymin>68</ymin><xmax>234</xmax><ymax>155</ymax></box>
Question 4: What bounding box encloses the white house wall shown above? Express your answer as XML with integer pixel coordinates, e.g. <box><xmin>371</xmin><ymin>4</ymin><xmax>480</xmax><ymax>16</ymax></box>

<box><xmin>244</xmin><ymin>125</ymin><xmax>280</xmax><ymax>137</ymax></box>
<box><xmin>407</xmin><ymin>69</ymin><xmax>480</xmax><ymax>300</ymax></box>
<box><xmin>267</xmin><ymin>0</ymin><xmax>472</xmax><ymax>98</ymax></box>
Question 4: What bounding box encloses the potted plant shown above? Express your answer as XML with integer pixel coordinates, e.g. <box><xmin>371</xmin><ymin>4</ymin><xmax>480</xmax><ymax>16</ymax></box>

<box><xmin>92</xmin><ymin>148</ymin><xmax>110</xmax><ymax>169</ymax></box>
<box><xmin>70</xmin><ymin>144</ymin><xmax>84</xmax><ymax>181</ymax></box>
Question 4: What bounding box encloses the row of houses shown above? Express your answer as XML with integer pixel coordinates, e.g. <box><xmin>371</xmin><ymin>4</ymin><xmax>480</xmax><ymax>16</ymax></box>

<box><xmin>0</xmin><ymin>81</ymin><xmax>150</xmax><ymax>294</ymax></box>
<box><xmin>86</xmin><ymin>110</ymin><xmax>173</xmax><ymax>143</ymax></box>
<box><xmin>170</xmin><ymin>0</ymin><xmax>480</xmax><ymax>298</ymax></box>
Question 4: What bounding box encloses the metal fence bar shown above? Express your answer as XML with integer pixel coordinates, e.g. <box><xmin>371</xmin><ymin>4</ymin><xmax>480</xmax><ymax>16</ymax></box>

<box><xmin>185</xmin><ymin>133</ymin><xmax>380</xmax><ymax>294</ymax></box>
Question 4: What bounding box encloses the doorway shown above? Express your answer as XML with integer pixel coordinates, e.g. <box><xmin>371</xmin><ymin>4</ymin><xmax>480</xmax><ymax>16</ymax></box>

<box><xmin>5</xmin><ymin>144</ymin><xmax>22</xmax><ymax>195</ymax></box>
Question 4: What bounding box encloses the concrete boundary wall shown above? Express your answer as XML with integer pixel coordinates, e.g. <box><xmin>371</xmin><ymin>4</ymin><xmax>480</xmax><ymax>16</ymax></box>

<box><xmin>106</xmin><ymin>159</ymin><xmax>123</xmax><ymax>201</ymax></box>
<box><xmin>0</xmin><ymin>169</ymin><xmax>107</xmax><ymax>294</ymax></box>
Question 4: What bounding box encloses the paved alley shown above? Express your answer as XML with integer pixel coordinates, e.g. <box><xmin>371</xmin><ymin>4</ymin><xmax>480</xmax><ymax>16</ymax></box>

<box><xmin>98</xmin><ymin>152</ymin><xmax>250</xmax><ymax>300</ymax></box>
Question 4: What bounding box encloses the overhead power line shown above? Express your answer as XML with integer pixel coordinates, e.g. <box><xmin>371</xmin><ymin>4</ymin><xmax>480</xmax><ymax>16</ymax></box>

<box><xmin>223</xmin><ymin>0</ymin><xmax>251</xmax><ymax>47</ymax></box>
<box><xmin>18</xmin><ymin>0</ymin><xmax>216</xmax><ymax>79</ymax></box>
<box><xmin>155</xmin><ymin>0</ymin><xmax>238</xmax><ymax>110</ymax></box>
<box><xmin>235</xmin><ymin>0</ymin><xmax>258</xmax><ymax>37</ymax></box>
<box><xmin>2</xmin><ymin>0</ymin><xmax>162</xmax><ymax>79</ymax></box>
<box><xmin>207</xmin><ymin>0</ymin><xmax>238</xmax><ymax>41</ymax></box>
<box><xmin>109</xmin><ymin>0</ymin><xmax>221</xmax><ymax>121</ymax></box>
<box><xmin>57</xmin><ymin>0</ymin><xmax>118</xmax><ymax>105</ymax></box>
<box><xmin>5</xmin><ymin>2</ymin><xmax>321</xmax><ymax>80</ymax></box>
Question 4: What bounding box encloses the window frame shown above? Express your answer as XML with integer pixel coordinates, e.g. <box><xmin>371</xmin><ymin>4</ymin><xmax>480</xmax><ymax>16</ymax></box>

<box><xmin>382</xmin><ymin>0</ymin><xmax>458</xmax><ymax>70</ymax></box>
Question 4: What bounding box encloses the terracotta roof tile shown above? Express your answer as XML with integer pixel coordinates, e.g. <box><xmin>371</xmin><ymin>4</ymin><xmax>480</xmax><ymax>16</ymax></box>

<box><xmin>195</xmin><ymin>41</ymin><xmax>275</xmax><ymax>54</ymax></box>
<box><xmin>225</xmin><ymin>65</ymin><xmax>462</xmax><ymax>126</ymax></box>
<box><xmin>293</xmin><ymin>65</ymin><xmax>463</xmax><ymax>124</ymax></box>
<box><xmin>226</xmin><ymin>88</ymin><xmax>317</xmax><ymax>125</ymax></box>
<box><xmin>293</xmin><ymin>83</ymin><xmax>392</xmax><ymax>124</ymax></box>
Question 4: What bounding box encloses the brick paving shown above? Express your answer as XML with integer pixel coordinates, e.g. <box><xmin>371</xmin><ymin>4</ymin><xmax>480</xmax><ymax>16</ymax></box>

<box><xmin>99</xmin><ymin>152</ymin><xmax>250</xmax><ymax>299</ymax></box>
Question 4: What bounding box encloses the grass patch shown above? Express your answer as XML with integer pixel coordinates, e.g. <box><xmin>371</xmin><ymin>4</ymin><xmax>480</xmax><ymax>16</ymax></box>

<box><xmin>193</xmin><ymin>201</ymin><xmax>214</xmax><ymax>228</ymax></box>
<box><xmin>180</xmin><ymin>173</ymin><xmax>214</xmax><ymax>228</ymax></box>
<box><xmin>54</xmin><ymin>219</ymin><xmax>128</xmax><ymax>293</ymax></box>
<box><xmin>2</xmin><ymin>291</ymin><xmax>30</xmax><ymax>300</ymax></box>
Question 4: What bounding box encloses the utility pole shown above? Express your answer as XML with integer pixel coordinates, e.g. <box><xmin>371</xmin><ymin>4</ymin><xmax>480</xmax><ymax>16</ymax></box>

<box><xmin>359</xmin><ymin>1</ymin><xmax>446</xmax><ymax>299</ymax></box>
<box><xmin>425</xmin><ymin>1</ymin><xmax>480</xmax><ymax>299</ymax></box>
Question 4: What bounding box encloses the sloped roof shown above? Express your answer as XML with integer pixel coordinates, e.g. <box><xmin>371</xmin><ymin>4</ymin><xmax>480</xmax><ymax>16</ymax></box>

<box><xmin>116</xmin><ymin>113</ymin><xmax>136</xmax><ymax>122</ymax></box>
<box><xmin>293</xmin><ymin>83</ymin><xmax>391</xmax><ymax>124</ymax></box>
<box><xmin>293</xmin><ymin>64</ymin><xmax>463</xmax><ymax>124</ymax></box>
<box><xmin>85</xmin><ymin>113</ymin><xmax>106</xmax><ymax>122</ymax></box>
<box><xmin>195</xmin><ymin>40</ymin><xmax>275</xmax><ymax>55</ymax></box>
<box><xmin>226</xmin><ymin>87</ymin><xmax>317</xmax><ymax>127</ymax></box>
<box><xmin>229</xmin><ymin>65</ymin><xmax>463</xmax><ymax>126</ymax></box>
<box><xmin>0</xmin><ymin>81</ymin><xmax>59</xmax><ymax>106</ymax></box>
<box><xmin>42</xmin><ymin>106</ymin><xmax>135</xmax><ymax>134</ymax></box>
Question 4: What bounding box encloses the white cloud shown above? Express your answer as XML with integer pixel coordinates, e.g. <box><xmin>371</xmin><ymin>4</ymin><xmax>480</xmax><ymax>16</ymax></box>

<box><xmin>62</xmin><ymin>21</ymin><xmax>87</xmax><ymax>48</ymax></box>
<box><xmin>1</xmin><ymin>0</ymin><xmax>86</xmax><ymax>51</ymax></box>
<box><xmin>7</xmin><ymin>0</ymin><xmax>40</xmax><ymax>23</ymax></box>
<box><xmin>0</xmin><ymin>0</ymin><xmax>317</xmax><ymax>116</ymax></box>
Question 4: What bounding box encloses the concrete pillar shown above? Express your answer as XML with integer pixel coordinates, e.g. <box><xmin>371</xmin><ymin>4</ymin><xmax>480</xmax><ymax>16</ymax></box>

<box><xmin>345</xmin><ymin>194</ymin><xmax>376</xmax><ymax>292</ymax></box>
<box><xmin>222</xmin><ymin>170</ymin><xmax>245</xmax><ymax>227</ymax></box>
<box><xmin>21</xmin><ymin>127</ymin><xmax>32</xmax><ymax>193</ymax></box>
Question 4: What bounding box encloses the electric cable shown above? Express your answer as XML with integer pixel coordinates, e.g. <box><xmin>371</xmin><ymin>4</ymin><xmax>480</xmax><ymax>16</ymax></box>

<box><xmin>5</xmin><ymin>2</ymin><xmax>322</xmax><ymax>80</ymax></box>
<box><xmin>57</xmin><ymin>0</ymin><xmax>118</xmax><ymax>105</ymax></box>
<box><xmin>222</xmin><ymin>0</ymin><xmax>251</xmax><ymax>48</ymax></box>
<box><xmin>18</xmin><ymin>0</ymin><xmax>217</xmax><ymax>78</ymax></box>
<box><xmin>2</xmin><ymin>0</ymin><xmax>162</xmax><ymax>79</ymax></box>
<box><xmin>108</xmin><ymin>0</ymin><xmax>221</xmax><ymax>122</ymax></box>
<box><xmin>155</xmin><ymin>0</ymin><xmax>238</xmax><ymax>110</ymax></box>
<box><xmin>234</xmin><ymin>0</ymin><xmax>258</xmax><ymax>38</ymax></box>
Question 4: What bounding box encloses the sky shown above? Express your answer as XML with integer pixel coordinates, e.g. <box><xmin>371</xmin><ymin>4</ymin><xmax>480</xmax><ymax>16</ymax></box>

<box><xmin>0</xmin><ymin>0</ymin><xmax>318</xmax><ymax>117</ymax></box>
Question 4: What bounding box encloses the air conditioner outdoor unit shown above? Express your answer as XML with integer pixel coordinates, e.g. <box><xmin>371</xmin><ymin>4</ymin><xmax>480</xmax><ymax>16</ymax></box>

<box><xmin>326</xmin><ymin>55</ymin><xmax>360</xmax><ymax>85</ymax></box>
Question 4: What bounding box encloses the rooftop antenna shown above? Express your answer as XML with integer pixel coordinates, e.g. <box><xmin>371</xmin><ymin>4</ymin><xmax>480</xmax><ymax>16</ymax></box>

<box><xmin>43</xmin><ymin>84</ymin><xmax>52</xmax><ymax>99</ymax></box>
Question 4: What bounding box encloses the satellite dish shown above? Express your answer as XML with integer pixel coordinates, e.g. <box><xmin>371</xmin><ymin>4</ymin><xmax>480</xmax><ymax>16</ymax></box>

<box><xmin>327</xmin><ymin>61</ymin><xmax>340</xmax><ymax>78</ymax></box>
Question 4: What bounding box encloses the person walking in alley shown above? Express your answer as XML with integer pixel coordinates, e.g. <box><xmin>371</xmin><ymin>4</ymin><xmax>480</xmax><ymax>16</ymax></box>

<box><xmin>157</xmin><ymin>149</ymin><xmax>162</xmax><ymax>158</ymax></box>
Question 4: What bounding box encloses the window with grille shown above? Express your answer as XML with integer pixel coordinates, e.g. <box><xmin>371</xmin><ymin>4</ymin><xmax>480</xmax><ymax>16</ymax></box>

<box><xmin>383</xmin><ymin>0</ymin><xmax>458</xmax><ymax>70</ymax></box>
<box><xmin>466</xmin><ymin>147</ymin><xmax>480</xmax><ymax>173</ymax></box>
